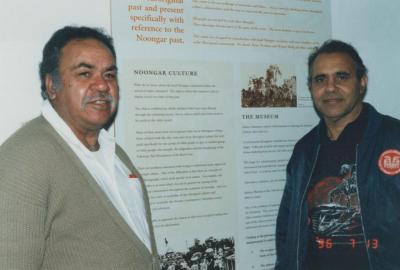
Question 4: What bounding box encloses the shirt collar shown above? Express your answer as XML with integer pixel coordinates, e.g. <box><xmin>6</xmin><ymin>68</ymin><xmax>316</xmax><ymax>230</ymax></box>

<box><xmin>320</xmin><ymin>104</ymin><xmax>368</xmax><ymax>145</ymax></box>
<box><xmin>41</xmin><ymin>99</ymin><xmax>115</xmax><ymax>157</ymax></box>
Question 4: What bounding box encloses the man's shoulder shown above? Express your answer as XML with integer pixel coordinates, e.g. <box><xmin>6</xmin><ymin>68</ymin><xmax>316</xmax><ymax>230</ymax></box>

<box><xmin>0</xmin><ymin>116</ymin><xmax>59</xmax><ymax>205</ymax></box>
<box><xmin>377</xmin><ymin>114</ymin><xmax>400</xmax><ymax>148</ymax></box>
<box><xmin>380</xmin><ymin>114</ymin><xmax>400</xmax><ymax>133</ymax></box>
<box><xmin>0</xmin><ymin>116</ymin><xmax>59</xmax><ymax>157</ymax></box>
<box><xmin>365</xmin><ymin>103</ymin><xmax>400</xmax><ymax>134</ymax></box>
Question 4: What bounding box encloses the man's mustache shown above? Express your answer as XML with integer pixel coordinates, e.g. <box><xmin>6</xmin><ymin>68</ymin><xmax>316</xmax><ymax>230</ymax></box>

<box><xmin>322</xmin><ymin>93</ymin><xmax>342</xmax><ymax>99</ymax></box>
<box><xmin>82</xmin><ymin>93</ymin><xmax>115</xmax><ymax>105</ymax></box>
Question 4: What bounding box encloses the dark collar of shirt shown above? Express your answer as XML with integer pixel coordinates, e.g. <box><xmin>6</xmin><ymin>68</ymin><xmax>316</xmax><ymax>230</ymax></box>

<box><xmin>320</xmin><ymin>105</ymin><xmax>368</xmax><ymax>146</ymax></box>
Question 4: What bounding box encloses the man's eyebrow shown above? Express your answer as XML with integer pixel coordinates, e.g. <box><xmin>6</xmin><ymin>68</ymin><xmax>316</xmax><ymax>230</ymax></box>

<box><xmin>336</xmin><ymin>71</ymin><xmax>351</xmax><ymax>75</ymax></box>
<box><xmin>71</xmin><ymin>63</ymin><xmax>118</xmax><ymax>72</ymax></box>
<box><xmin>313</xmin><ymin>73</ymin><xmax>326</xmax><ymax>78</ymax></box>
<box><xmin>106</xmin><ymin>65</ymin><xmax>118</xmax><ymax>72</ymax></box>
<box><xmin>71</xmin><ymin>62</ymin><xmax>94</xmax><ymax>70</ymax></box>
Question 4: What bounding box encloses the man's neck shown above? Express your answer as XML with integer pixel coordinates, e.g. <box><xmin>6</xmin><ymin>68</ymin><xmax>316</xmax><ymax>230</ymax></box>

<box><xmin>74</xmin><ymin>130</ymin><xmax>101</xmax><ymax>151</ymax></box>
<box><xmin>325</xmin><ymin>123</ymin><xmax>347</xmax><ymax>141</ymax></box>
<box><xmin>64</xmin><ymin>121</ymin><xmax>101</xmax><ymax>151</ymax></box>
<box><xmin>324</xmin><ymin>104</ymin><xmax>363</xmax><ymax>141</ymax></box>
<box><xmin>58</xmin><ymin>115</ymin><xmax>102</xmax><ymax>151</ymax></box>
<box><xmin>42</xmin><ymin>100</ymin><xmax>103</xmax><ymax>152</ymax></box>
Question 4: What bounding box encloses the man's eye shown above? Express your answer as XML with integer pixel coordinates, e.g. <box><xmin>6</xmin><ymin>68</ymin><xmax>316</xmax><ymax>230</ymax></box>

<box><xmin>313</xmin><ymin>76</ymin><xmax>325</xmax><ymax>84</ymax></box>
<box><xmin>336</xmin><ymin>72</ymin><xmax>350</xmax><ymax>81</ymax></box>
<box><xmin>105</xmin><ymin>72</ymin><xmax>117</xmax><ymax>80</ymax></box>
<box><xmin>79</xmin><ymin>72</ymin><xmax>90</xmax><ymax>77</ymax></box>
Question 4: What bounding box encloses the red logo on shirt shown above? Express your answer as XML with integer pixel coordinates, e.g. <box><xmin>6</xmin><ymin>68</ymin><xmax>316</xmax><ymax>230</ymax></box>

<box><xmin>378</xmin><ymin>149</ymin><xmax>400</xmax><ymax>175</ymax></box>
<box><xmin>128</xmin><ymin>173</ymin><xmax>138</xmax><ymax>179</ymax></box>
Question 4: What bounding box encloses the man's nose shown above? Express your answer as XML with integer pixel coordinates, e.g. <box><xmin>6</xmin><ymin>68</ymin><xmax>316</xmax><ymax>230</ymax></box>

<box><xmin>325</xmin><ymin>76</ymin><xmax>336</xmax><ymax>92</ymax></box>
<box><xmin>92</xmin><ymin>74</ymin><xmax>109</xmax><ymax>91</ymax></box>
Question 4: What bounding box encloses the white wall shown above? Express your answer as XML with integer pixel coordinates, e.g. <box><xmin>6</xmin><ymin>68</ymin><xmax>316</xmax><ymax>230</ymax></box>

<box><xmin>331</xmin><ymin>0</ymin><xmax>400</xmax><ymax>118</ymax></box>
<box><xmin>0</xmin><ymin>0</ymin><xmax>110</xmax><ymax>143</ymax></box>
<box><xmin>1</xmin><ymin>0</ymin><xmax>399</xmax><ymax>144</ymax></box>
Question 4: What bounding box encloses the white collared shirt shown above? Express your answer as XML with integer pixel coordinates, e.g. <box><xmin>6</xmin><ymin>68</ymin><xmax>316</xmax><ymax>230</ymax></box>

<box><xmin>41</xmin><ymin>100</ymin><xmax>151</xmax><ymax>251</ymax></box>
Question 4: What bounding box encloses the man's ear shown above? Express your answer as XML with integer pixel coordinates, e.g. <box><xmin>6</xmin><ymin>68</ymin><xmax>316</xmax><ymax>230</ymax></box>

<box><xmin>45</xmin><ymin>74</ymin><xmax>57</xmax><ymax>100</ymax></box>
<box><xmin>360</xmin><ymin>75</ymin><xmax>368</xmax><ymax>95</ymax></box>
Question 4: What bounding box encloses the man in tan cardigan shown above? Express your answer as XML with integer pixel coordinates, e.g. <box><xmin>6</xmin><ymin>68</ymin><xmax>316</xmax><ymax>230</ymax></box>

<box><xmin>0</xmin><ymin>26</ymin><xmax>160</xmax><ymax>269</ymax></box>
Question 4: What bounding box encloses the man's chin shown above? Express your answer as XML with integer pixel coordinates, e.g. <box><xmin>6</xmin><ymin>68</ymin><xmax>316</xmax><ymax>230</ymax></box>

<box><xmin>86</xmin><ymin>116</ymin><xmax>113</xmax><ymax>129</ymax></box>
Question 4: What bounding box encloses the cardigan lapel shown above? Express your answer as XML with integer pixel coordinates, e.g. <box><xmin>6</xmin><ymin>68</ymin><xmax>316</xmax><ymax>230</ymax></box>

<box><xmin>116</xmin><ymin>145</ymin><xmax>160</xmax><ymax>260</ymax></box>
<box><xmin>39</xmin><ymin>116</ymin><xmax>153</xmax><ymax>256</ymax></box>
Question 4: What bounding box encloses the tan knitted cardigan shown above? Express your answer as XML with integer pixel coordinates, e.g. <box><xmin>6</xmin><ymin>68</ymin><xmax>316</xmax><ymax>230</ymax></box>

<box><xmin>0</xmin><ymin>116</ymin><xmax>160</xmax><ymax>269</ymax></box>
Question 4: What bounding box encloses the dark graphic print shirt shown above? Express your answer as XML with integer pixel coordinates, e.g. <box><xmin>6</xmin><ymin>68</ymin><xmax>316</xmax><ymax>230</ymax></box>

<box><xmin>308</xmin><ymin>163</ymin><xmax>362</xmax><ymax>242</ymax></box>
<box><xmin>305</xmin><ymin>108</ymin><xmax>370</xmax><ymax>270</ymax></box>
